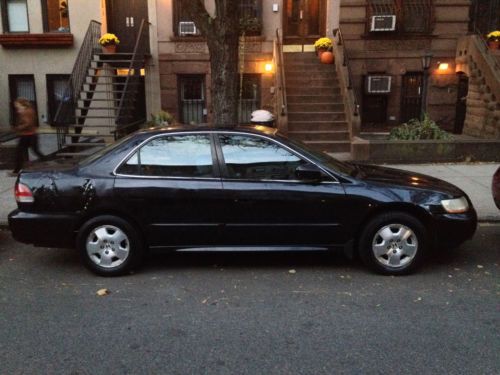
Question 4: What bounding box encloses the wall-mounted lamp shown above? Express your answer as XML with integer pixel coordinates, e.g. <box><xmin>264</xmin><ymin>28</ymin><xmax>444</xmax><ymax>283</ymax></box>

<box><xmin>264</xmin><ymin>62</ymin><xmax>274</xmax><ymax>73</ymax></box>
<box><xmin>437</xmin><ymin>62</ymin><xmax>449</xmax><ymax>71</ymax></box>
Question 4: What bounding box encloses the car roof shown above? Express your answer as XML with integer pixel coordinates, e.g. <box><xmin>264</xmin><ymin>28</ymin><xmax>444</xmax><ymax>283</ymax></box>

<box><xmin>136</xmin><ymin>124</ymin><xmax>279</xmax><ymax>137</ymax></box>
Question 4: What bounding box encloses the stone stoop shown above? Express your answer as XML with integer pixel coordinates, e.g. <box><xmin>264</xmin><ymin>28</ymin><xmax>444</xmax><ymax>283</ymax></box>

<box><xmin>284</xmin><ymin>52</ymin><xmax>350</xmax><ymax>153</ymax></box>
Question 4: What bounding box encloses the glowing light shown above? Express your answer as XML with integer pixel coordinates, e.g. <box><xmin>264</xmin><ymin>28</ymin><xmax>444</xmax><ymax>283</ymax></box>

<box><xmin>264</xmin><ymin>63</ymin><xmax>274</xmax><ymax>73</ymax></box>
<box><xmin>438</xmin><ymin>63</ymin><xmax>449</xmax><ymax>71</ymax></box>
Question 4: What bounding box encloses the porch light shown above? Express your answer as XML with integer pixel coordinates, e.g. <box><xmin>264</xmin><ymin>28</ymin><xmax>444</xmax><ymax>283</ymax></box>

<box><xmin>264</xmin><ymin>62</ymin><xmax>274</xmax><ymax>73</ymax></box>
<box><xmin>438</xmin><ymin>62</ymin><xmax>449</xmax><ymax>71</ymax></box>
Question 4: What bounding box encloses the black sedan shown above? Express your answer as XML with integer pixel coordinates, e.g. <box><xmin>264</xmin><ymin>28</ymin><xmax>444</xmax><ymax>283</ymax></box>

<box><xmin>9</xmin><ymin>126</ymin><xmax>477</xmax><ymax>276</ymax></box>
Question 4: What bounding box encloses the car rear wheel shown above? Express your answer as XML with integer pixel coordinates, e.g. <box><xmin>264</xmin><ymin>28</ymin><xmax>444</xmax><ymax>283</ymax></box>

<box><xmin>358</xmin><ymin>212</ymin><xmax>427</xmax><ymax>275</ymax></box>
<box><xmin>77</xmin><ymin>215</ymin><xmax>144</xmax><ymax>276</ymax></box>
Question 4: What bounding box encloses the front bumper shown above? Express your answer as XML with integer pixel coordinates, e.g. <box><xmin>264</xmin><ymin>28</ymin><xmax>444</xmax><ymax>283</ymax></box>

<box><xmin>431</xmin><ymin>208</ymin><xmax>477</xmax><ymax>249</ymax></box>
<box><xmin>8</xmin><ymin>209</ymin><xmax>78</xmax><ymax>249</ymax></box>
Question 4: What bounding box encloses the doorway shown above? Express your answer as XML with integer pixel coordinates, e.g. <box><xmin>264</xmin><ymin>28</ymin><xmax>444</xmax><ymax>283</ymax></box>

<box><xmin>283</xmin><ymin>0</ymin><xmax>326</xmax><ymax>44</ymax></box>
<box><xmin>106</xmin><ymin>0</ymin><xmax>149</xmax><ymax>53</ymax></box>
<box><xmin>454</xmin><ymin>73</ymin><xmax>469</xmax><ymax>134</ymax></box>
<box><xmin>401</xmin><ymin>73</ymin><xmax>423</xmax><ymax>123</ymax></box>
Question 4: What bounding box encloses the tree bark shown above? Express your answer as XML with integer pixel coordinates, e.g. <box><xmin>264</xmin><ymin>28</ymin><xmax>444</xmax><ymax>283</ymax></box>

<box><xmin>181</xmin><ymin>0</ymin><xmax>240</xmax><ymax>127</ymax></box>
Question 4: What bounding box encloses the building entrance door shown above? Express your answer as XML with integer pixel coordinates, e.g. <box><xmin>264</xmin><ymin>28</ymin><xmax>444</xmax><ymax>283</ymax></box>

<box><xmin>106</xmin><ymin>0</ymin><xmax>149</xmax><ymax>52</ymax></box>
<box><xmin>401</xmin><ymin>73</ymin><xmax>423</xmax><ymax>123</ymax></box>
<box><xmin>283</xmin><ymin>0</ymin><xmax>326</xmax><ymax>44</ymax></box>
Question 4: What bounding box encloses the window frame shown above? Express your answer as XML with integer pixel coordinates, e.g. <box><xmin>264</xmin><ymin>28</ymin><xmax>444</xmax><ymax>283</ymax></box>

<box><xmin>8</xmin><ymin>74</ymin><xmax>37</xmax><ymax>126</ymax></box>
<box><xmin>1</xmin><ymin>0</ymin><xmax>30</xmax><ymax>33</ymax></box>
<box><xmin>178</xmin><ymin>74</ymin><xmax>207</xmax><ymax>125</ymax></box>
<box><xmin>41</xmin><ymin>0</ymin><xmax>71</xmax><ymax>33</ymax></box>
<box><xmin>115</xmin><ymin>132</ymin><xmax>219</xmax><ymax>179</ymax></box>
<box><xmin>46</xmin><ymin>74</ymin><xmax>70</xmax><ymax>124</ymax></box>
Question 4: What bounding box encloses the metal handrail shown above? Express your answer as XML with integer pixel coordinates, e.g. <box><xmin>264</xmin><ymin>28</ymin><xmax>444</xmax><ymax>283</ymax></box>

<box><xmin>275</xmin><ymin>28</ymin><xmax>287</xmax><ymax>116</ymax></box>
<box><xmin>53</xmin><ymin>20</ymin><xmax>101</xmax><ymax>148</ymax></box>
<box><xmin>470</xmin><ymin>26</ymin><xmax>500</xmax><ymax>77</ymax></box>
<box><xmin>334</xmin><ymin>28</ymin><xmax>360</xmax><ymax>117</ymax></box>
<box><xmin>115</xmin><ymin>19</ymin><xmax>149</xmax><ymax>139</ymax></box>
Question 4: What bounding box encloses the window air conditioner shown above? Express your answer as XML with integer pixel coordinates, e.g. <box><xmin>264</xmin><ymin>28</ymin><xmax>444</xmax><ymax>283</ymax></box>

<box><xmin>370</xmin><ymin>15</ymin><xmax>396</xmax><ymax>31</ymax></box>
<box><xmin>179</xmin><ymin>21</ymin><xmax>197</xmax><ymax>36</ymax></box>
<box><xmin>366</xmin><ymin>76</ymin><xmax>392</xmax><ymax>94</ymax></box>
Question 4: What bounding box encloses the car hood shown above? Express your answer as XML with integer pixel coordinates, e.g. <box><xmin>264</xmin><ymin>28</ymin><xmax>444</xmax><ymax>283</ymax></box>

<box><xmin>352</xmin><ymin>163</ymin><xmax>464</xmax><ymax>197</ymax></box>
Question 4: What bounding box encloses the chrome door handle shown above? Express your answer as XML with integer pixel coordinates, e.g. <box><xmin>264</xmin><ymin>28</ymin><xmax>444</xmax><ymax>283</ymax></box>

<box><xmin>126</xmin><ymin>17</ymin><xmax>130</xmax><ymax>27</ymax></box>
<box><xmin>300</xmin><ymin>10</ymin><xmax>303</xmax><ymax>20</ymax></box>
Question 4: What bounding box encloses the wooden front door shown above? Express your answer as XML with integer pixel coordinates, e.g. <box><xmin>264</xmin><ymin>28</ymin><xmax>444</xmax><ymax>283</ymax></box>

<box><xmin>283</xmin><ymin>0</ymin><xmax>326</xmax><ymax>44</ymax></box>
<box><xmin>401</xmin><ymin>73</ymin><xmax>423</xmax><ymax>123</ymax></box>
<box><xmin>454</xmin><ymin>73</ymin><xmax>469</xmax><ymax>134</ymax></box>
<box><xmin>106</xmin><ymin>0</ymin><xmax>149</xmax><ymax>52</ymax></box>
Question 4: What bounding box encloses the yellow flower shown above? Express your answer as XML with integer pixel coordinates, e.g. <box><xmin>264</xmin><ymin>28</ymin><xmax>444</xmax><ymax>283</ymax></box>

<box><xmin>99</xmin><ymin>33</ymin><xmax>120</xmax><ymax>46</ymax></box>
<box><xmin>487</xmin><ymin>30</ymin><xmax>500</xmax><ymax>41</ymax></box>
<box><xmin>314</xmin><ymin>37</ymin><xmax>333</xmax><ymax>50</ymax></box>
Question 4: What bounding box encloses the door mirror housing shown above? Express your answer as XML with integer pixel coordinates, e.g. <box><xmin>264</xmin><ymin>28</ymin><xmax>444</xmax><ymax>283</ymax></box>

<box><xmin>295</xmin><ymin>163</ymin><xmax>323</xmax><ymax>181</ymax></box>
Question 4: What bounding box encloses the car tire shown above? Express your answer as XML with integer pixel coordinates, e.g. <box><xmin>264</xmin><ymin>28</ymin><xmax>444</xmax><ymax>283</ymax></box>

<box><xmin>77</xmin><ymin>215</ymin><xmax>144</xmax><ymax>276</ymax></box>
<box><xmin>358</xmin><ymin>212</ymin><xmax>427</xmax><ymax>275</ymax></box>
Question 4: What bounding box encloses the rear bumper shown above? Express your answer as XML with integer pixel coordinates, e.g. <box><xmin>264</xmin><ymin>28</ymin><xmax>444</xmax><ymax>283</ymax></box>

<box><xmin>432</xmin><ymin>209</ymin><xmax>477</xmax><ymax>249</ymax></box>
<box><xmin>8</xmin><ymin>209</ymin><xmax>78</xmax><ymax>248</ymax></box>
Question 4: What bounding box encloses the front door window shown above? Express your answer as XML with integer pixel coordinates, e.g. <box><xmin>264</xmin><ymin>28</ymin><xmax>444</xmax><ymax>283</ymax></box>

<box><xmin>284</xmin><ymin>0</ymin><xmax>324</xmax><ymax>42</ymax></box>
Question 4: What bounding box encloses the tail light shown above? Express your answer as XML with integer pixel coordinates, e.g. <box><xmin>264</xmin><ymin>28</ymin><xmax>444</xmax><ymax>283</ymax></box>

<box><xmin>15</xmin><ymin>182</ymin><xmax>34</xmax><ymax>203</ymax></box>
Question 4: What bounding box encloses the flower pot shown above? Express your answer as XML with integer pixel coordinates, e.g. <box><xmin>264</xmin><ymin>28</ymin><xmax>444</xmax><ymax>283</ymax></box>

<box><xmin>316</xmin><ymin>47</ymin><xmax>328</xmax><ymax>58</ymax></box>
<box><xmin>488</xmin><ymin>40</ymin><xmax>500</xmax><ymax>50</ymax></box>
<box><xmin>320</xmin><ymin>51</ymin><xmax>334</xmax><ymax>64</ymax></box>
<box><xmin>102</xmin><ymin>44</ymin><xmax>117</xmax><ymax>54</ymax></box>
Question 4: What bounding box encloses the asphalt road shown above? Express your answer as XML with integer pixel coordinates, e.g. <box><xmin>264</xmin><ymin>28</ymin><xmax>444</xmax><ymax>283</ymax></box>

<box><xmin>0</xmin><ymin>225</ymin><xmax>499</xmax><ymax>375</ymax></box>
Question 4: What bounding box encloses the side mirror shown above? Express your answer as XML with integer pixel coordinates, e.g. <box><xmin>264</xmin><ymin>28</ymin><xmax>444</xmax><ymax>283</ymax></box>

<box><xmin>295</xmin><ymin>163</ymin><xmax>323</xmax><ymax>181</ymax></box>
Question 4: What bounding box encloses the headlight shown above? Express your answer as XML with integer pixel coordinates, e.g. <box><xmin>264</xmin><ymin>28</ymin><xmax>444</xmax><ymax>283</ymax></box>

<box><xmin>441</xmin><ymin>197</ymin><xmax>469</xmax><ymax>213</ymax></box>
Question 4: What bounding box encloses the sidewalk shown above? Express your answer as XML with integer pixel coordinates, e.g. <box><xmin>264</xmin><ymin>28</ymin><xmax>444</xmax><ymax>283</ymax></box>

<box><xmin>0</xmin><ymin>156</ymin><xmax>498</xmax><ymax>225</ymax></box>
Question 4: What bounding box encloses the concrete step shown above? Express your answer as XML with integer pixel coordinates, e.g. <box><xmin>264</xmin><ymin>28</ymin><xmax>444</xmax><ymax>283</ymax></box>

<box><xmin>288</xmin><ymin>130</ymin><xmax>350</xmax><ymax>141</ymax></box>
<box><xmin>286</xmin><ymin>77</ymin><xmax>339</xmax><ymax>88</ymax></box>
<box><xmin>284</xmin><ymin>65</ymin><xmax>336</xmax><ymax>73</ymax></box>
<box><xmin>287</xmin><ymin>121</ymin><xmax>348</xmax><ymax>132</ymax></box>
<box><xmin>288</xmin><ymin>112</ymin><xmax>346</xmax><ymax>122</ymax></box>
<box><xmin>287</xmin><ymin>87</ymin><xmax>341</xmax><ymax>96</ymax></box>
<box><xmin>287</xmin><ymin>103</ymin><xmax>344</xmax><ymax>112</ymax></box>
<box><xmin>287</xmin><ymin>95</ymin><xmax>343</xmax><ymax>104</ymax></box>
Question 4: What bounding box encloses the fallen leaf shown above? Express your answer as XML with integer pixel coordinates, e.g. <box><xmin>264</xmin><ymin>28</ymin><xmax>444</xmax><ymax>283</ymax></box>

<box><xmin>289</xmin><ymin>269</ymin><xmax>296</xmax><ymax>274</ymax></box>
<box><xmin>96</xmin><ymin>288</ymin><xmax>110</xmax><ymax>296</ymax></box>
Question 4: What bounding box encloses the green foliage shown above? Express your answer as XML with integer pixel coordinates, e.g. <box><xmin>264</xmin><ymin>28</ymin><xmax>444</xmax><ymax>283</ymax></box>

<box><xmin>389</xmin><ymin>114</ymin><xmax>450</xmax><ymax>141</ymax></box>
<box><xmin>146</xmin><ymin>110</ymin><xmax>174</xmax><ymax>127</ymax></box>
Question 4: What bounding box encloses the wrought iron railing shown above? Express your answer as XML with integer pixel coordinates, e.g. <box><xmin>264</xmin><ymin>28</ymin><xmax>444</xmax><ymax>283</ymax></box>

<box><xmin>334</xmin><ymin>28</ymin><xmax>360</xmax><ymax>118</ymax></box>
<box><xmin>53</xmin><ymin>20</ymin><xmax>101</xmax><ymax>149</ymax></box>
<box><xmin>114</xmin><ymin>19</ymin><xmax>149</xmax><ymax>139</ymax></box>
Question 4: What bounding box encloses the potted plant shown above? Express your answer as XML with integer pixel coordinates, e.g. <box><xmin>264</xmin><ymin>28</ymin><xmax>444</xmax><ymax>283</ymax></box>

<box><xmin>486</xmin><ymin>30</ymin><xmax>500</xmax><ymax>49</ymax></box>
<box><xmin>99</xmin><ymin>33</ymin><xmax>120</xmax><ymax>54</ymax></box>
<box><xmin>314</xmin><ymin>37</ymin><xmax>333</xmax><ymax>59</ymax></box>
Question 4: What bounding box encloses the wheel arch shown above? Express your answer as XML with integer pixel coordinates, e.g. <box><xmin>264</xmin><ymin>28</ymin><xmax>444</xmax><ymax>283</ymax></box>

<box><xmin>353</xmin><ymin>202</ymin><xmax>435</xmax><ymax>253</ymax></box>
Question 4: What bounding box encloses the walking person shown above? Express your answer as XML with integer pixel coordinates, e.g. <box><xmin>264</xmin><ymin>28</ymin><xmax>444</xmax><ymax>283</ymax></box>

<box><xmin>10</xmin><ymin>98</ymin><xmax>44</xmax><ymax>176</ymax></box>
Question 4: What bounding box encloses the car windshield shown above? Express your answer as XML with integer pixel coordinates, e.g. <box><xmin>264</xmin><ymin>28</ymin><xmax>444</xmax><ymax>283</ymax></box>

<box><xmin>282</xmin><ymin>136</ymin><xmax>356</xmax><ymax>176</ymax></box>
<box><xmin>78</xmin><ymin>134</ymin><xmax>135</xmax><ymax>167</ymax></box>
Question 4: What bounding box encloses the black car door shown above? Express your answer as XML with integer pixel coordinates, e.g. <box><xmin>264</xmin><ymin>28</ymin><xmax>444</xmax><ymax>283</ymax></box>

<box><xmin>215</xmin><ymin>132</ymin><xmax>348</xmax><ymax>247</ymax></box>
<box><xmin>114</xmin><ymin>133</ymin><xmax>224</xmax><ymax>248</ymax></box>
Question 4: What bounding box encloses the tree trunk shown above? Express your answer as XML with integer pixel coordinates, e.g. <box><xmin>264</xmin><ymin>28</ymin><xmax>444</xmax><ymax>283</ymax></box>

<box><xmin>181</xmin><ymin>0</ymin><xmax>240</xmax><ymax>127</ymax></box>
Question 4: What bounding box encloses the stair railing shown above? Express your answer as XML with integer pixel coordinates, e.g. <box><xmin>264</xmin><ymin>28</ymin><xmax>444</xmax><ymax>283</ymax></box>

<box><xmin>333</xmin><ymin>27</ymin><xmax>362</xmax><ymax>139</ymax></box>
<box><xmin>114</xmin><ymin>19</ymin><xmax>149</xmax><ymax>139</ymax></box>
<box><xmin>53</xmin><ymin>20</ymin><xmax>102</xmax><ymax>149</ymax></box>
<box><xmin>275</xmin><ymin>28</ymin><xmax>288</xmax><ymax>132</ymax></box>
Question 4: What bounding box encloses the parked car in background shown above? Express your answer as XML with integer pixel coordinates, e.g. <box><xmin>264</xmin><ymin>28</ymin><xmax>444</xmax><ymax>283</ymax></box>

<box><xmin>9</xmin><ymin>126</ymin><xmax>477</xmax><ymax>276</ymax></box>
<box><xmin>493</xmin><ymin>166</ymin><xmax>500</xmax><ymax>209</ymax></box>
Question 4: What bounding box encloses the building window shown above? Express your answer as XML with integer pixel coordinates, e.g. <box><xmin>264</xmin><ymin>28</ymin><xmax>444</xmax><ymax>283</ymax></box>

<box><xmin>238</xmin><ymin>74</ymin><xmax>261</xmax><ymax>124</ymax></box>
<box><xmin>366</xmin><ymin>0</ymin><xmax>434</xmax><ymax>34</ymax></box>
<box><xmin>46</xmin><ymin>74</ymin><xmax>70</xmax><ymax>124</ymax></box>
<box><xmin>179</xmin><ymin>75</ymin><xmax>206</xmax><ymax>125</ymax></box>
<box><xmin>173</xmin><ymin>0</ymin><xmax>262</xmax><ymax>36</ymax></box>
<box><xmin>42</xmin><ymin>0</ymin><xmax>70</xmax><ymax>32</ymax></box>
<box><xmin>9</xmin><ymin>74</ymin><xmax>36</xmax><ymax>125</ymax></box>
<box><xmin>2</xmin><ymin>0</ymin><xmax>29</xmax><ymax>32</ymax></box>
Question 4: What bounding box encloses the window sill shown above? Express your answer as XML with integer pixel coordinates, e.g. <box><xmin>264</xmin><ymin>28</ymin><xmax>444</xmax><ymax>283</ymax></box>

<box><xmin>0</xmin><ymin>33</ymin><xmax>74</xmax><ymax>48</ymax></box>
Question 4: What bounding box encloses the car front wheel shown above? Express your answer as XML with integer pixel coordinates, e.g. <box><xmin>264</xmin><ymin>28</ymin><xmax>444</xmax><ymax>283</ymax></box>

<box><xmin>77</xmin><ymin>215</ymin><xmax>144</xmax><ymax>276</ymax></box>
<box><xmin>358</xmin><ymin>212</ymin><xmax>427</xmax><ymax>275</ymax></box>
